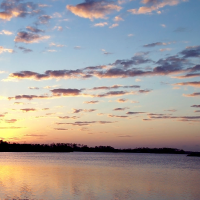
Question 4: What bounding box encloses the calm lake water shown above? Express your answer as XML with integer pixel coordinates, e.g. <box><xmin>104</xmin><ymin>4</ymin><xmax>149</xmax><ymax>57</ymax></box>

<box><xmin>0</xmin><ymin>152</ymin><xmax>200</xmax><ymax>200</ymax></box>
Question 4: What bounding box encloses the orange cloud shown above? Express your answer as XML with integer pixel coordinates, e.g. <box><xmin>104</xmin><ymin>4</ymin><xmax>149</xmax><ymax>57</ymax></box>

<box><xmin>183</xmin><ymin>93</ymin><xmax>200</xmax><ymax>97</ymax></box>
<box><xmin>174</xmin><ymin>81</ymin><xmax>200</xmax><ymax>87</ymax></box>
<box><xmin>0</xmin><ymin>12</ymin><xmax>13</xmax><ymax>20</ymax></box>
<box><xmin>128</xmin><ymin>0</ymin><xmax>183</xmax><ymax>15</ymax></box>
<box><xmin>67</xmin><ymin>1</ymin><xmax>122</xmax><ymax>20</ymax></box>
<box><xmin>0</xmin><ymin>46</ymin><xmax>14</xmax><ymax>54</ymax></box>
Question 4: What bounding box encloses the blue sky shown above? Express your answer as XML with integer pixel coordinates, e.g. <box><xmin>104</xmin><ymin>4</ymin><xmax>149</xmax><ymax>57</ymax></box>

<box><xmin>0</xmin><ymin>0</ymin><xmax>200</xmax><ymax>151</ymax></box>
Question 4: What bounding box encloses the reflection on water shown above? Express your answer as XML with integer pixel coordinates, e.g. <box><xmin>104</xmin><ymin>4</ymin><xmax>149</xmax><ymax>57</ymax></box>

<box><xmin>0</xmin><ymin>152</ymin><xmax>200</xmax><ymax>200</ymax></box>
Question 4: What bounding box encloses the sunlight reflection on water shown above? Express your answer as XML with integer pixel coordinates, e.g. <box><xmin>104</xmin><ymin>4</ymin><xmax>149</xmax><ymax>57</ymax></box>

<box><xmin>0</xmin><ymin>152</ymin><xmax>200</xmax><ymax>200</ymax></box>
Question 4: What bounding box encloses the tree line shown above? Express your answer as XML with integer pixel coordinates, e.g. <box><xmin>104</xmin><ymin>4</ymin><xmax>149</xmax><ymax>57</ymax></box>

<box><xmin>0</xmin><ymin>140</ymin><xmax>186</xmax><ymax>154</ymax></box>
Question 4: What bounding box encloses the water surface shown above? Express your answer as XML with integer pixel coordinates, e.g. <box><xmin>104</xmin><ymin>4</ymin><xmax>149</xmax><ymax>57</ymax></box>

<box><xmin>0</xmin><ymin>152</ymin><xmax>199</xmax><ymax>200</ymax></box>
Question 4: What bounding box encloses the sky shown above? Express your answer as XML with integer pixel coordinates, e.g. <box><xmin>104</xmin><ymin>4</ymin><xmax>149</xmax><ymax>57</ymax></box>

<box><xmin>0</xmin><ymin>0</ymin><xmax>200</xmax><ymax>151</ymax></box>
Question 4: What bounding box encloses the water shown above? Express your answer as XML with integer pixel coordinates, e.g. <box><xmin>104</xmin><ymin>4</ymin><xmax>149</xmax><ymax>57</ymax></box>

<box><xmin>0</xmin><ymin>152</ymin><xmax>199</xmax><ymax>200</ymax></box>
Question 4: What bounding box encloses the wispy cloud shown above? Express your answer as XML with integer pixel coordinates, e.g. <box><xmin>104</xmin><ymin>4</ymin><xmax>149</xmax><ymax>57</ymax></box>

<box><xmin>183</xmin><ymin>92</ymin><xmax>200</xmax><ymax>97</ymax></box>
<box><xmin>56</xmin><ymin>121</ymin><xmax>114</xmax><ymax>126</ymax></box>
<box><xmin>174</xmin><ymin>81</ymin><xmax>200</xmax><ymax>87</ymax></box>
<box><xmin>84</xmin><ymin>101</ymin><xmax>99</xmax><ymax>104</ymax></box>
<box><xmin>128</xmin><ymin>0</ymin><xmax>186</xmax><ymax>15</ymax></box>
<box><xmin>109</xmin><ymin>23</ymin><xmax>119</xmax><ymax>28</ymax></box>
<box><xmin>94</xmin><ymin>22</ymin><xmax>108</xmax><ymax>27</ymax></box>
<box><xmin>18</xmin><ymin>46</ymin><xmax>33</xmax><ymax>53</ymax></box>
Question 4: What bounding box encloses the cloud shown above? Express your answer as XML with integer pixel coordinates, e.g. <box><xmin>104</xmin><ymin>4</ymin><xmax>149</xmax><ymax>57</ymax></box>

<box><xmin>47</xmin><ymin>50</ymin><xmax>57</xmax><ymax>53</ymax></box>
<box><xmin>113</xmin><ymin>107</ymin><xmax>129</xmax><ymax>111</ymax></box>
<box><xmin>51</xmin><ymin>88</ymin><xmax>83</xmax><ymax>97</ymax></box>
<box><xmin>126</xmin><ymin>112</ymin><xmax>145</xmax><ymax>115</ymax></box>
<box><xmin>135</xmin><ymin>78</ymin><xmax>141</xmax><ymax>82</ymax></box>
<box><xmin>114</xmin><ymin>16</ymin><xmax>123</xmax><ymax>21</ymax></box>
<box><xmin>118</xmin><ymin>135</ymin><xmax>132</xmax><ymax>137</ymax></box>
<box><xmin>91</xmin><ymin>84</ymin><xmax>140</xmax><ymax>90</ymax></box>
<box><xmin>173</xmin><ymin>64</ymin><xmax>200</xmax><ymax>79</ymax></box>
<box><xmin>84</xmin><ymin>101</ymin><xmax>99</xmax><ymax>104</ymax></box>
<box><xmin>72</xmin><ymin>109</ymin><xmax>96</xmax><ymax>114</ymax></box>
<box><xmin>0</xmin><ymin>12</ymin><xmax>13</xmax><ymax>21</ymax></box>
<box><xmin>0</xmin><ymin>30</ymin><xmax>13</xmax><ymax>35</ymax></box>
<box><xmin>101</xmin><ymin>49</ymin><xmax>112</xmax><ymax>55</ymax></box>
<box><xmin>153</xmin><ymin>55</ymin><xmax>188</xmax><ymax>75</ymax></box>
<box><xmin>94</xmin><ymin>22</ymin><xmax>108</xmax><ymax>27</ymax></box>
<box><xmin>108</xmin><ymin>114</ymin><xmax>128</xmax><ymax>118</ymax></box>
<box><xmin>159</xmin><ymin>48</ymin><xmax>171</xmax><ymax>52</ymax></box>
<box><xmin>54</xmin><ymin>128</ymin><xmax>68</xmax><ymax>131</ymax></box>
<box><xmin>112</xmin><ymin>52</ymin><xmax>153</xmax><ymax>68</ymax></box>
<box><xmin>38</xmin><ymin>4</ymin><xmax>50</xmax><ymax>8</ymax></box>
<box><xmin>8</xmin><ymin>94</ymin><xmax>51</xmax><ymax>100</ymax></box>
<box><xmin>174</xmin><ymin>73</ymin><xmax>200</xmax><ymax>79</ymax></box>
<box><xmin>116</xmin><ymin>98</ymin><xmax>128</xmax><ymax>103</ymax></box>
<box><xmin>49</xmin><ymin>43</ymin><xmax>65</xmax><ymax>48</ymax></box>
<box><xmin>53</xmin><ymin>12</ymin><xmax>62</xmax><ymax>18</ymax></box>
<box><xmin>191</xmin><ymin>105</ymin><xmax>200</xmax><ymax>108</ymax></box>
<box><xmin>183</xmin><ymin>92</ymin><xmax>200</xmax><ymax>97</ymax></box>
<box><xmin>0</xmin><ymin>0</ymin><xmax>42</xmax><ymax>21</ymax></box>
<box><xmin>44</xmin><ymin>85</ymin><xmax>60</xmax><ymax>89</ymax></box>
<box><xmin>128</xmin><ymin>0</ymin><xmax>185</xmax><ymax>15</ymax></box>
<box><xmin>37</xmin><ymin>15</ymin><xmax>52</xmax><ymax>24</ymax></box>
<box><xmin>174</xmin><ymin>81</ymin><xmax>200</xmax><ymax>87</ymax></box>
<box><xmin>42</xmin><ymin>108</ymin><xmax>49</xmax><ymax>111</ymax></box>
<box><xmin>24</xmin><ymin>134</ymin><xmax>47</xmax><ymax>137</ymax></box>
<box><xmin>7</xmin><ymin>46</ymin><xmax>200</xmax><ymax>81</ymax></box>
<box><xmin>53</xmin><ymin>26</ymin><xmax>63</xmax><ymax>31</ymax></box>
<box><xmin>96</xmin><ymin>91</ymin><xmax>136</xmax><ymax>98</ymax></box>
<box><xmin>46</xmin><ymin>113</ymin><xmax>56</xmax><ymax>116</ymax></box>
<box><xmin>146</xmin><ymin>113</ymin><xmax>200</xmax><ymax>122</ymax></box>
<box><xmin>164</xmin><ymin>109</ymin><xmax>177</xmax><ymax>112</ymax></box>
<box><xmin>0</xmin><ymin>127</ymin><xmax>24</xmax><ymax>129</ymax></box>
<box><xmin>0</xmin><ymin>113</ymin><xmax>7</xmax><ymax>118</ymax></box>
<box><xmin>28</xmin><ymin>87</ymin><xmax>39</xmax><ymax>90</ymax></box>
<box><xmin>14</xmin><ymin>102</ymin><xmax>25</xmax><ymax>105</ymax></box>
<box><xmin>14</xmin><ymin>31</ymin><xmax>50</xmax><ymax>43</ymax></box>
<box><xmin>5</xmin><ymin>119</ymin><xmax>17</xmax><ymax>123</ymax></box>
<box><xmin>20</xmin><ymin>108</ymin><xmax>36</xmax><ymax>112</ymax></box>
<box><xmin>143</xmin><ymin>42</ymin><xmax>173</xmax><ymax>47</ymax></box>
<box><xmin>174</xmin><ymin>27</ymin><xmax>187</xmax><ymax>32</ymax></box>
<box><xmin>74</xmin><ymin>46</ymin><xmax>82</xmax><ymax>50</ymax></box>
<box><xmin>26</xmin><ymin>26</ymin><xmax>44</xmax><ymax>33</ymax></box>
<box><xmin>109</xmin><ymin>23</ymin><xmax>119</xmax><ymax>28</ymax></box>
<box><xmin>0</xmin><ymin>46</ymin><xmax>14</xmax><ymax>54</ymax></box>
<box><xmin>58</xmin><ymin>116</ymin><xmax>78</xmax><ymax>119</ymax></box>
<box><xmin>18</xmin><ymin>46</ymin><xmax>33</xmax><ymax>53</ymax></box>
<box><xmin>180</xmin><ymin>46</ymin><xmax>200</xmax><ymax>58</ymax></box>
<box><xmin>7</xmin><ymin>88</ymin><xmax>142</xmax><ymax>101</ymax></box>
<box><xmin>67</xmin><ymin>1</ymin><xmax>122</xmax><ymax>20</ymax></box>
<box><xmin>138</xmin><ymin>89</ymin><xmax>152</xmax><ymax>93</ymax></box>
<box><xmin>56</xmin><ymin>120</ymin><xmax>114</xmax><ymax>126</ymax></box>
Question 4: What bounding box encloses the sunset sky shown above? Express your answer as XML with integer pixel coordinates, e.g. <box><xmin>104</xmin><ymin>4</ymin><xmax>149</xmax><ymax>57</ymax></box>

<box><xmin>0</xmin><ymin>0</ymin><xmax>200</xmax><ymax>151</ymax></box>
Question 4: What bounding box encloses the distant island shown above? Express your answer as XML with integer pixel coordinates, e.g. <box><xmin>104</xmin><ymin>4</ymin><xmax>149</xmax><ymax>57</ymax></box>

<box><xmin>0</xmin><ymin>140</ymin><xmax>199</xmax><ymax>156</ymax></box>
